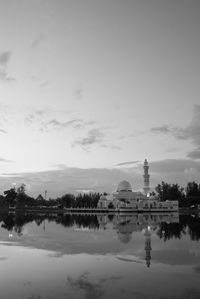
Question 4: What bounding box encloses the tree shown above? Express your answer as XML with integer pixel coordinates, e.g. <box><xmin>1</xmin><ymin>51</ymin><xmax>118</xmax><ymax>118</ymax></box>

<box><xmin>16</xmin><ymin>184</ymin><xmax>34</xmax><ymax>207</ymax></box>
<box><xmin>186</xmin><ymin>181</ymin><xmax>200</xmax><ymax>207</ymax></box>
<box><xmin>57</xmin><ymin>193</ymin><xmax>75</xmax><ymax>208</ymax></box>
<box><xmin>4</xmin><ymin>188</ymin><xmax>17</xmax><ymax>206</ymax></box>
<box><xmin>155</xmin><ymin>181</ymin><xmax>185</xmax><ymax>203</ymax></box>
<box><xmin>186</xmin><ymin>182</ymin><xmax>200</xmax><ymax>197</ymax></box>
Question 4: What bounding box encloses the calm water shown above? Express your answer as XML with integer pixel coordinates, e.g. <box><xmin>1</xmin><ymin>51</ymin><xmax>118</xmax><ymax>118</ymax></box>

<box><xmin>0</xmin><ymin>212</ymin><xmax>200</xmax><ymax>299</ymax></box>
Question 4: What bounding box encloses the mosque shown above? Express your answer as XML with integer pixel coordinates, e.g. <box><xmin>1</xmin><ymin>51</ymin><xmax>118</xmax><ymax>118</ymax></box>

<box><xmin>97</xmin><ymin>159</ymin><xmax>179</xmax><ymax>212</ymax></box>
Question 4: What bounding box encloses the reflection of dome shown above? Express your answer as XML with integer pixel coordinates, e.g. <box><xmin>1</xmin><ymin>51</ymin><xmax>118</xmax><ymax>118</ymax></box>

<box><xmin>117</xmin><ymin>222</ymin><xmax>133</xmax><ymax>244</ymax></box>
<box><xmin>117</xmin><ymin>232</ymin><xmax>132</xmax><ymax>244</ymax></box>
<box><xmin>117</xmin><ymin>180</ymin><xmax>132</xmax><ymax>192</ymax></box>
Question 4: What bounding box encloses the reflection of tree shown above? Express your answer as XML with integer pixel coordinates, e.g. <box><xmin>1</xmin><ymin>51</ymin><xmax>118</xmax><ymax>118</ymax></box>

<box><xmin>186</xmin><ymin>216</ymin><xmax>200</xmax><ymax>241</ymax></box>
<box><xmin>156</xmin><ymin>222</ymin><xmax>186</xmax><ymax>241</ymax></box>
<box><xmin>157</xmin><ymin>215</ymin><xmax>200</xmax><ymax>241</ymax></box>
<box><xmin>56</xmin><ymin>214</ymin><xmax>99</xmax><ymax>230</ymax></box>
<box><xmin>1</xmin><ymin>213</ymin><xmax>200</xmax><ymax>242</ymax></box>
<box><xmin>1</xmin><ymin>213</ymin><xmax>15</xmax><ymax>231</ymax></box>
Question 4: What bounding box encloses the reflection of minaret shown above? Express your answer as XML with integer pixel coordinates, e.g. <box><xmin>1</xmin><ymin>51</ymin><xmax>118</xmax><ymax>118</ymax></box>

<box><xmin>143</xmin><ymin>159</ymin><xmax>150</xmax><ymax>196</ymax></box>
<box><xmin>43</xmin><ymin>220</ymin><xmax>45</xmax><ymax>231</ymax></box>
<box><xmin>144</xmin><ymin>226</ymin><xmax>152</xmax><ymax>268</ymax></box>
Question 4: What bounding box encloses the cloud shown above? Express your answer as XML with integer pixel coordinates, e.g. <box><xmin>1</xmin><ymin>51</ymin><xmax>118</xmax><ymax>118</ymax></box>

<box><xmin>0</xmin><ymin>166</ymin><xmax>143</xmax><ymax>198</ymax></box>
<box><xmin>0</xmin><ymin>157</ymin><xmax>12</xmax><ymax>163</ymax></box>
<box><xmin>101</xmin><ymin>144</ymin><xmax>121</xmax><ymax>150</ymax></box>
<box><xmin>0</xmin><ymin>128</ymin><xmax>7</xmax><ymax>134</ymax></box>
<box><xmin>150</xmin><ymin>125</ymin><xmax>172</xmax><ymax>134</ymax></box>
<box><xmin>149</xmin><ymin>159</ymin><xmax>200</xmax><ymax>174</ymax></box>
<box><xmin>150</xmin><ymin>105</ymin><xmax>200</xmax><ymax>159</ymax></box>
<box><xmin>187</xmin><ymin>149</ymin><xmax>200</xmax><ymax>160</ymax></box>
<box><xmin>0</xmin><ymin>51</ymin><xmax>11</xmax><ymax>66</ymax></box>
<box><xmin>0</xmin><ymin>51</ymin><xmax>15</xmax><ymax>83</ymax></box>
<box><xmin>73</xmin><ymin>128</ymin><xmax>104</xmax><ymax>149</ymax></box>
<box><xmin>48</xmin><ymin>118</ymin><xmax>83</xmax><ymax>130</ymax></box>
<box><xmin>74</xmin><ymin>87</ymin><xmax>83</xmax><ymax>101</ymax></box>
<box><xmin>0</xmin><ymin>70</ymin><xmax>15</xmax><ymax>83</ymax></box>
<box><xmin>179</xmin><ymin>105</ymin><xmax>200</xmax><ymax>143</ymax></box>
<box><xmin>31</xmin><ymin>34</ymin><xmax>45</xmax><ymax>49</ymax></box>
<box><xmin>116</xmin><ymin>160</ymin><xmax>140</xmax><ymax>167</ymax></box>
<box><xmin>150</xmin><ymin>124</ymin><xmax>184</xmax><ymax>139</ymax></box>
<box><xmin>23</xmin><ymin>109</ymin><xmax>86</xmax><ymax>132</ymax></box>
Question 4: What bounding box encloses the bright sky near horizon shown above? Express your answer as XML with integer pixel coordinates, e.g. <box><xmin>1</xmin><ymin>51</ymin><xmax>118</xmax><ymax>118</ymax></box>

<box><xmin>0</xmin><ymin>0</ymin><xmax>200</xmax><ymax>196</ymax></box>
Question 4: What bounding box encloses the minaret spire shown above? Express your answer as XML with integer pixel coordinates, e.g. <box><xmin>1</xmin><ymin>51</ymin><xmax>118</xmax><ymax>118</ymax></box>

<box><xmin>143</xmin><ymin>159</ymin><xmax>150</xmax><ymax>196</ymax></box>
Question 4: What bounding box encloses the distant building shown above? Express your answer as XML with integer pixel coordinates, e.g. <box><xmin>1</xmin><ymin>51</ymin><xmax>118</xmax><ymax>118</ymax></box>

<box><xmin>36</xmin><ymin>194</ymin><xmax>44</xmax><ymax>201</ymax></box>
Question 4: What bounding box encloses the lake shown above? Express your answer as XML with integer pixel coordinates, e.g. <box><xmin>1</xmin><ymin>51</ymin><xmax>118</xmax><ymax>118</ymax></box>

<box><xmin>0</xmin><ymin>212</ymin><xmax>200</xmax><ymax>299</ymax></box>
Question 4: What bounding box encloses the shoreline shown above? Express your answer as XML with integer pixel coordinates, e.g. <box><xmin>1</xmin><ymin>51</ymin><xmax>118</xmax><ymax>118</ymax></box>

<box><xmin>0</xmin><ymin>206</ymin><xmax>198</xmax><ymax>214</ymax></box>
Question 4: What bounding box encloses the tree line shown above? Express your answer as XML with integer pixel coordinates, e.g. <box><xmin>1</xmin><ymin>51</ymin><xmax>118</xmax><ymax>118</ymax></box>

<box><xmin>0</xmin><ymin>184</ymin><xmax>101</xmax><ymax>209</ymax></box>
<box><xmin>154</xmin><ymin>181</ymin><xmax>200</xmax><ymax>207</ymax></box>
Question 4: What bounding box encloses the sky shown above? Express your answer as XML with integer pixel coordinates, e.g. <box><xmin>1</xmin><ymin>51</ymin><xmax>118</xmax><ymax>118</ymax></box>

<box><xmin>0</xmin><ymin>0</ymin><xmax>200</xmax><ymax>197</ymax></box>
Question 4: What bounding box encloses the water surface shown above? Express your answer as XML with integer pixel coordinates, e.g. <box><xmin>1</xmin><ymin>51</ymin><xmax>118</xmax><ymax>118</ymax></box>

<box><xmin>0</xmin><ymin>212</ymin><xmax>200</xmax><ymax>299</ymax></box>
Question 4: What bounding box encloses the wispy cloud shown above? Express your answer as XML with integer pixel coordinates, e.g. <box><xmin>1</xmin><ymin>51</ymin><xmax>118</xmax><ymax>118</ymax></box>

<box><xmin>149</xmin><ymin>159</ymin><xmax>200</xmax><ymax>174</ymax></box>
<box><xmin>23</xmin><ymin>109</ymin><xmax>86</xmax><ymax>132</ymax></box>
<box><xmin>73</xmin><ymin>128</ymin><xmax>104</xmax><ymax>150</ymax></box>
<box><xmin>150</xmin><ymin>124</ymin><xmax>184</xmax><ymax>139</ymax></box>
<box><xmin>74</xmin><ymin>87</ymin><xmax>84</xmax><ymax>101</ymax></box>
<box><xmin>0</xmin><ymin>157</ymin><xmax>13</xmax><ymax>163</ymax></box>
<box><xmin>150</xmin><ymin>125</ymin><xmax>172</xmax><ymax>134</ymax></box>
<box><xmin>101</xmin><ymin>144</ymin><xmax>121</xmax><ymax>150</ymax></box>
<box><xmin>31</xmin><ymin>34</ymin><xmax>45</xmax><ymax>49</ymax></box>
<box><xmin>47</xmin><ymin>118</ymin><xmax>84</xmax><ymax>130</ymax></box>
<box><xmin>0</xmin><ymin>51</ymin><xmax>11</xmax><ymax>66</ymax></box>
<box><xmin>150</xmin><ymin>105</ymin><xmax>200</xmax><ymax>160</ymax></box>
<box><xmin>0</xmin><ymin>69</ymin><xmax>15</xmax><ymax>83</ymax></box>
<box><xmin>187</xmin><ymin>149</ymin><xmax>200</xmax><ymax>160</ymax></box>
<box><xmin>0</xmin><ymin>51</ymin><xmax>15</xmax><ymax>83</ymax></box>
<box><xmin>116</xmin><ymin>160</ymin><xmax>140</xmax><ymax>167</ymax></box>
<box><xmin>0</xmin><ymin>128</ymin><xmax>7</xmax><ymax>134</ymax></box>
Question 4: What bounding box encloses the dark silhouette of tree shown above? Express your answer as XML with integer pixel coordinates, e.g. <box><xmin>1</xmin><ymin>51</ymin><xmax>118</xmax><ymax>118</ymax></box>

<box><xmin>1</xmin><ymin>213</ymin><xmax>15</xmax><ymax>231</ymax></box>
<box><xmin>155</xmin><ymin>181</ymin><xmax>185</xmax><ymax>204</ymax></box>
<box><xmin>4</xmin><ymin>187</ymin><xmax>17</xmax><ymax>206</ymax></box>
<box><xmin>186</xmin><ymin>182</ymin><xmax>200</xmax><ymax>197</ymax></box>
<box><xmin>16</xmin><ymin>184</ymin><xmax>35</xmax><ymax>208</ymax></box>
<box><xmin>185</xmin><ymin>182</ymin><xmax>200</xmax><ymax>207</ymax></box>
<box><xmin>57</xmin><ymin>193</ymin><xmax>75</xmax><ymax>208</ymax></box>
<box><xmin>156</xmin><ymin>222</ymin><xmax>186</xmax><ymax>241</ymax></box>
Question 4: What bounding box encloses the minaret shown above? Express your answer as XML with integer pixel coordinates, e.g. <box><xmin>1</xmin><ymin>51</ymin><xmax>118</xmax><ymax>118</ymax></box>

<box><xmin>143</xmin><ymin>159</ymin><xmax>150</xmax><ymax>196</ymax></box>
<box><xmin>144</xmin><ymin>226</ymin><xmax>152</xmax><ymax>268</ymax></box>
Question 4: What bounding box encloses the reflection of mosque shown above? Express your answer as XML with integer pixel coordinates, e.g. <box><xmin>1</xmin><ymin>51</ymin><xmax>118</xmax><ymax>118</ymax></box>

<box><xmin>97</xmin><ymin>213</ymin><xmax>179</xmax><ymax>268</ymax></box>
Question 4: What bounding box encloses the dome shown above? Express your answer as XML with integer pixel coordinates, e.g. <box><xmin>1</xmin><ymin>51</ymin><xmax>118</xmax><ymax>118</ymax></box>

<box><xmin>117</xmin><ymin>180</ymin><xmax>132</xmax><ymax>192</ymax></box>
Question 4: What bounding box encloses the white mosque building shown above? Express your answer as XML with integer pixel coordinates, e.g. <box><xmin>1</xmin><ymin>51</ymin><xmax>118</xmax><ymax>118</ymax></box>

<box><xmin>97</xmin><ymin>159</ymin><xmax>179</xmax><ymax>212</ymax></box>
